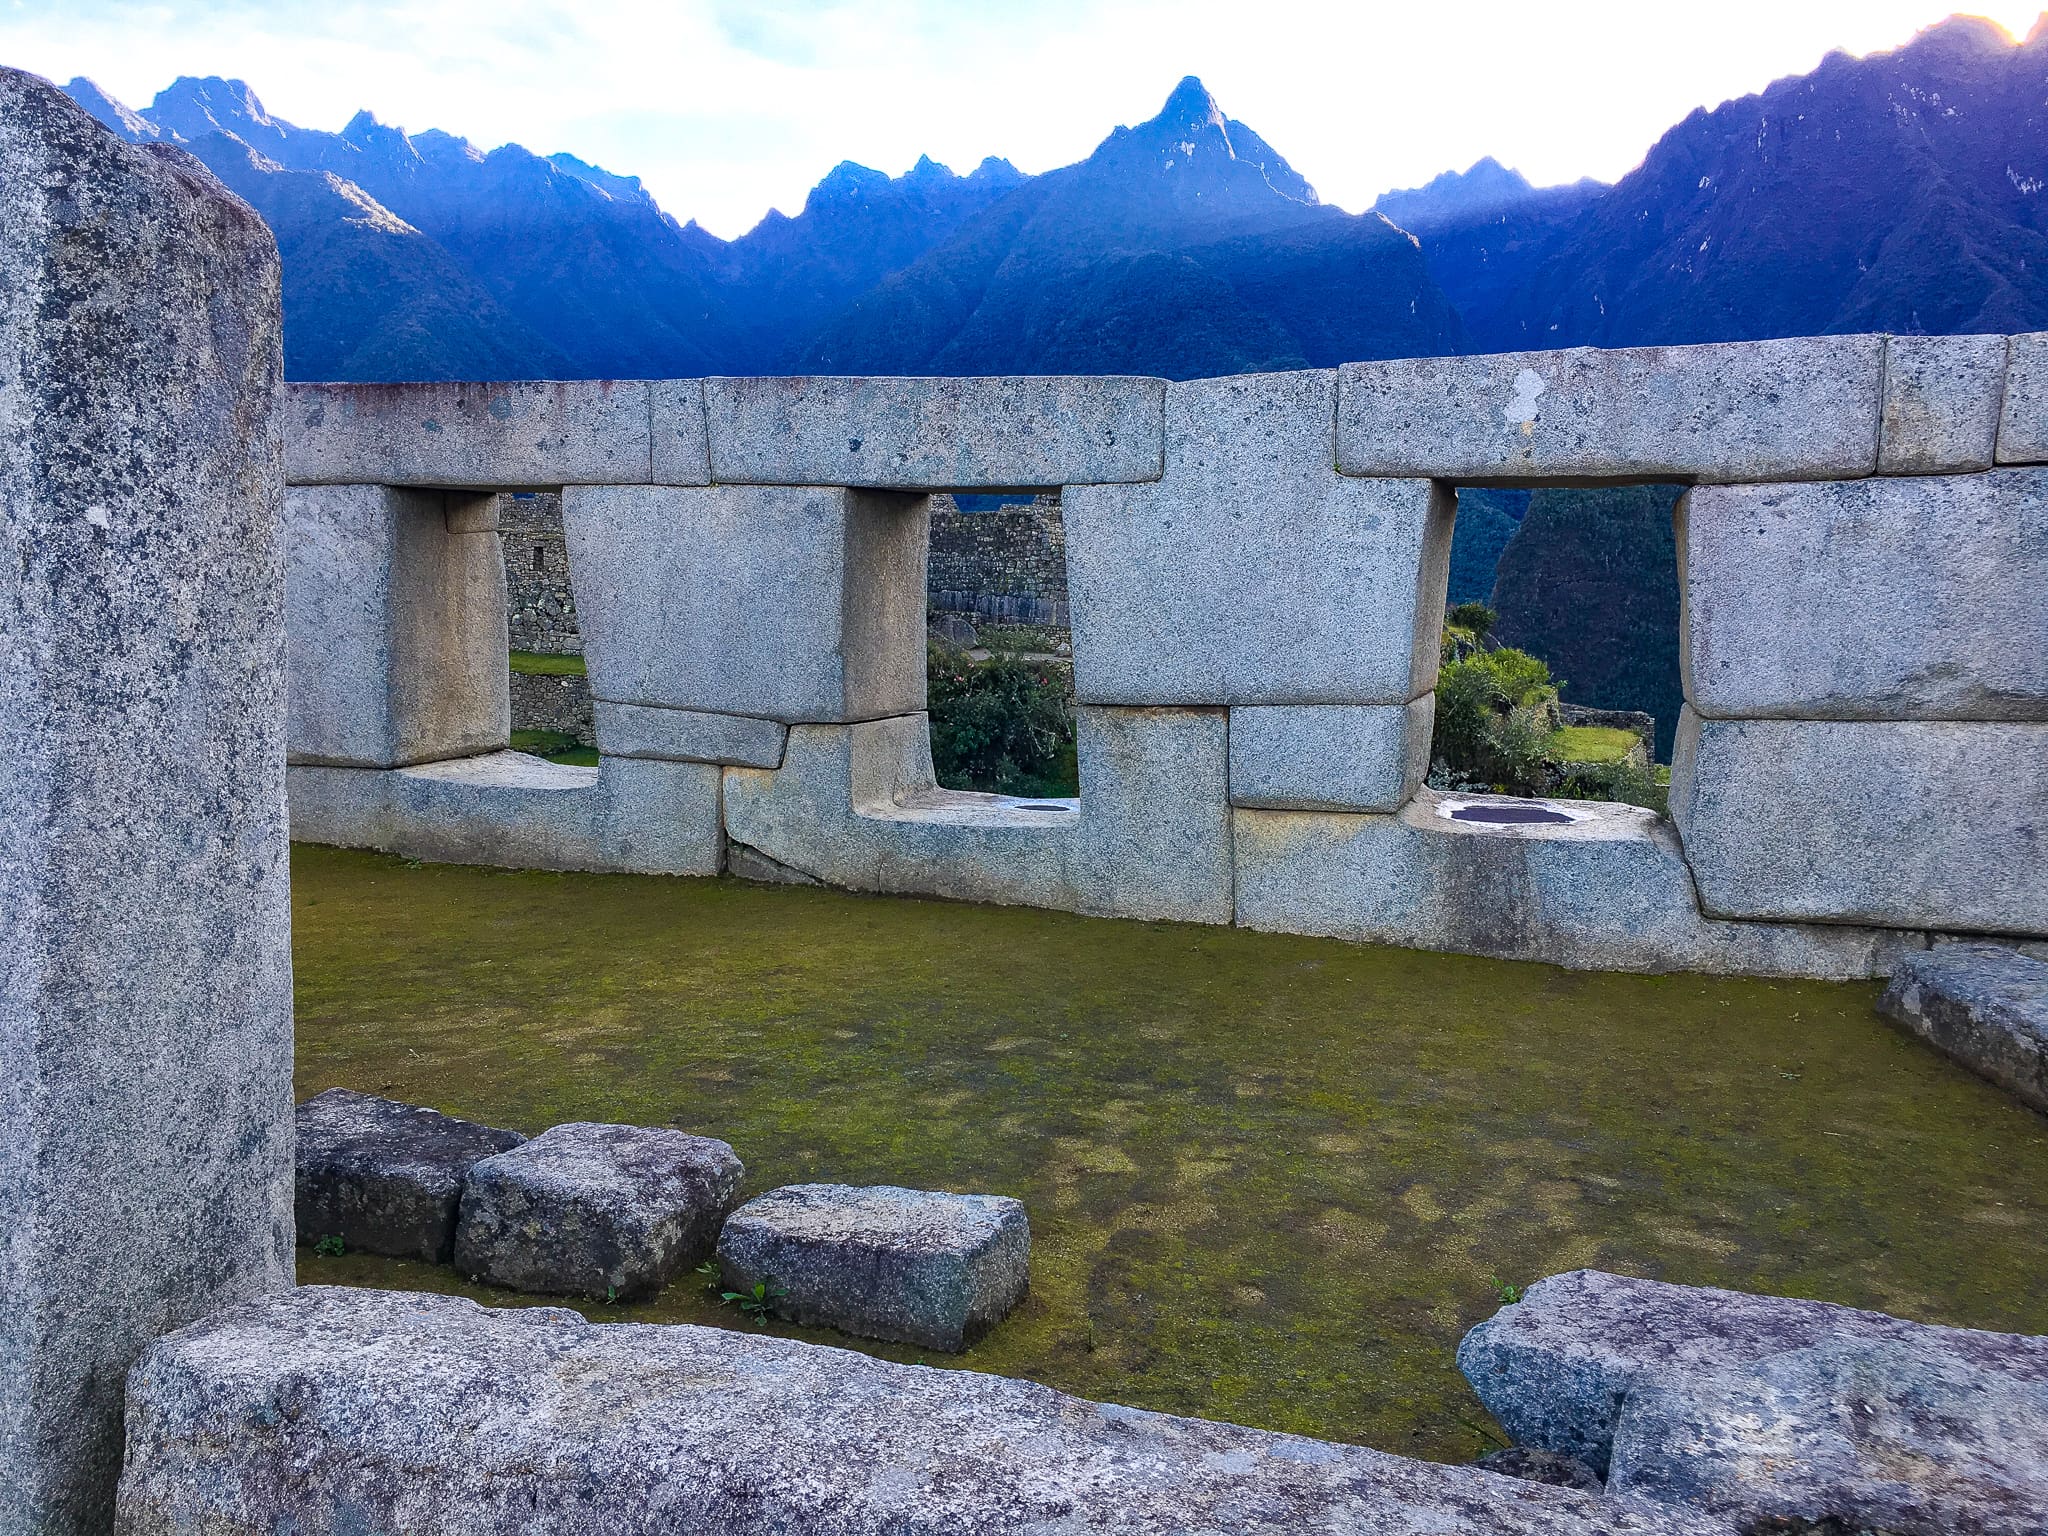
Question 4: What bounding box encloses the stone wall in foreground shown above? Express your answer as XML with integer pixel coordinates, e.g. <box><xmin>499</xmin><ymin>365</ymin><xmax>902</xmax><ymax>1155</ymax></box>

<box><xmin>279</xmin><ymin>343</ymin><xmax>2048</xmax><ymax>977</ymax></box>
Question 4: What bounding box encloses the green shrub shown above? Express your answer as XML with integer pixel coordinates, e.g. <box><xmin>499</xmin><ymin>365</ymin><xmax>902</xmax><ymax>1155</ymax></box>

<box><xmin>927</xmin><ymin>641</ymin><xmax>1078</xmax><ymax>797</ymax></box>
<box><xmin>1432</xmin><ymin>647</ymin><xmax>1563</xmax><ymax>795</ymax></box>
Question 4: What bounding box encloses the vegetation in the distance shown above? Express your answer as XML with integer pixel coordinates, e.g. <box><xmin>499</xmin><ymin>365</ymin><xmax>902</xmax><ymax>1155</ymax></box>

<box><xmin>1430</xmin><ymin>607</ymin><xmax>1667</xmax><ymax>812</ymax></box>
<box><xmin>509</xmin><ymin>650</ymin><xmax>587</xmax><ymax>677</ymax></box>
<box><xmin>511</xmin><ymin>728</ymin><xmax>598</xmax><ymax>767</ymax></box>
<box><xmin>927</xmin><ymin>639</ymin><xmax>1079</xmax><ymax>798</ymax></box>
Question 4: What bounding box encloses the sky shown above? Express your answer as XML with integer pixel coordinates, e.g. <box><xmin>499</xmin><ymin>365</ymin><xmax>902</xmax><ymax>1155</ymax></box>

<box><xmin>7</xmin><ymin>1</ymin><xmax>2042</xmax><ymax>238</ymax></box>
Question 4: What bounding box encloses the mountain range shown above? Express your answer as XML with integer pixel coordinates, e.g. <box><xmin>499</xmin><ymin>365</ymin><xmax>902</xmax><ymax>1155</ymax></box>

<box><xmin>60</xmin><ymin>13</ymin><xmax>2048</xmax><ymax>381</ymax></box>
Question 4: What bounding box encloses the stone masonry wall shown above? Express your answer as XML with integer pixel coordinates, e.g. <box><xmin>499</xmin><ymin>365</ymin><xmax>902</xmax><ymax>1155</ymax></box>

<box><xmin>500</xmin><ymin>491</ymin><xmax>580</xmax><ymax>654</ymax></box>
<box><xmin>928</xmin><ymin>493</ymin><xmax>1069</xmax><ymax>628</ymax></box>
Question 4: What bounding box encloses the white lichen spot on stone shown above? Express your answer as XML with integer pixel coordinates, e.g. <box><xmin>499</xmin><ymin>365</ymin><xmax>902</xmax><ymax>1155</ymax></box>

<box><xmin>1504</xmin><ymin>368</ymin><xmax>1546</xmax><ymax>435</ymax></box>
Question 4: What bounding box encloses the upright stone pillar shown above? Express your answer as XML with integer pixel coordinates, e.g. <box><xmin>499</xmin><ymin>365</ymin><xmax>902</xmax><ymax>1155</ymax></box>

<box><xmin>0</xmin><ymin>71</ymin><xmax>294</xmax><ymax>1532</ymax></box>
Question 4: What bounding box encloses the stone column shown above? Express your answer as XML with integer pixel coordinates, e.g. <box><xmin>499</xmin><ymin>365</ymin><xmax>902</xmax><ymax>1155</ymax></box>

<box><xmin>0</xmin><ymin>70</ymin><xmax>294</xmax><ymax>1532</ymax></box>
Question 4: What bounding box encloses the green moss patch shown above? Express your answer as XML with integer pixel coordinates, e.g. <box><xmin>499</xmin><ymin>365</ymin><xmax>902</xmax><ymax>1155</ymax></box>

<box><xmin>293</xmin><ymin>845</ymin><xmax>2048</xmax><ymax>1463</ymax></box>
<box><xmin>509</xmin><ymin>650</ymin><xmax>587</xmax><ymax>677</ymax></box>
<box><xmin>1552</xmin><ymin>725</ymin><xmax>1641</xmax><ymax>765</ymax></box>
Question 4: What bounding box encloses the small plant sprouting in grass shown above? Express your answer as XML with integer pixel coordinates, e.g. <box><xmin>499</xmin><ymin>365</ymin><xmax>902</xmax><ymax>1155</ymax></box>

<box><xmin>720</xmin><ymin>1277</ymin><xmax>788</xmax><ymax>1325</ymax></box>
<box><xmin>696</xmin><ymin>1259</ymin><xmax>722</xmax><ymax>1293</ymax></box>
<box><xmin>312</xmin><ymin>1235</ymin><xmax>346</xmax><ymax>1258</ymax></box>
<box><xmin>1489</xmin><ymin>1275</ymin><xmax>1522</xmax><ymax>1305</ymax></box>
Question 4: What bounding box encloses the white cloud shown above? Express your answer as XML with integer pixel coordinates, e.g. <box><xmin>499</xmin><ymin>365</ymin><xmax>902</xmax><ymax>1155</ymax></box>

<box><xmin>5</xmin><ymin>0</ymin><xmax>2038</xmax><ymax>237</ymax></box>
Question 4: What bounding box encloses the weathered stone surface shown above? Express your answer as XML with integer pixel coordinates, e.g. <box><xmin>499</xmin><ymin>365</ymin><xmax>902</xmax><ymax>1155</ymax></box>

<box><xmin>1228</xmin><ymin>698</ymin><xmax>1433</xmax><ymax>811</ymax></box>
<box><xmin>1679</xmin><ymin>471</ymin><xmax>2048</xmax><ymax>720</ymax></box>
<box><xmin>1233</xmin><ymin>791</ymin><xmax>1913</xmax><ymax>978</ymax></box>
<box><xmin>647</xmin><ymin>376</ymin><xmax>710</xmax><ymax>485</ymax></box>
<box><xmin>717</xmin><ymin>1184</ymin><xmax>1030</xmax><ymax>1351</ymax></box>
<box><xmin>286</xmin><ymin>379</ymin><xmax>651</xmax><ymax>487</ymax></box>
<box><xmin>1995</xmin><ymin>330</ymin><xmax>2048</xmax><ymax>465</ymax></box>
<box><xmin>295</xmin><ymin>1089</ymin><xmax>525</xmax><ymax>1263</ymax></box>
<box><xmin>1338</xmin><ymin>336</ymin><xmax>1883</xmax><ymax>483</ymax></box>
<box><xmin>286</xmin><ymin>484</ymin><xmax>511</xmax><ymax>767</ymax></box>
<box><xmin>1473</xmin><ymin>1447</ymin><xmax>1603</xmax><ymax>1493</ymax></box>
<box><xmin>703</xmin><ymin>374</ymin><xmax>1165</xmax><ymax>488</ymax></box>
<box><xmin>0</xmin><ymin>71</ymin><xmax>294</xmax><ymax>1533</ymax></box>
<box><xmin>288</xmin><ymin>751</ymin><xmax>723</xmax><ymax>875</ymax></box>
<box><xmin>563</xmin><ymin>484</ymin><xmax>926</xmax><ymax>723</ymax></box>
<box><xmin>723</xmin><ymin>706</ymin><xmax>1233</xmax><ymax>924</ymax></box>
<box><xmin>1607</xmin><ymin>1334</ymin><xmax>2048</xmax><ymax>1535</ymax></box>
<box><xmin>1878</xmin><ymin>943</ymin><xmax>2048</xmax><ymax>1112</ymax></box>
<box><xmin>115</xmin><ymin>1287</ymin><xmax>1715</xmax><ymax>1535</ymax></box>
<box><xmin>455</xmin><ymin>1123</ymin><xmax>743</xmax><ymax>1299</ymax></box>
<box><xmin>594</xmin><ymin>699</ymin><xmax>787</xmax><ymax>768</ymax></box>
<box><xmin>1670</xmin><ymin>708</ymin><xmax>2048</xmax><ymax>934</ymax></box>
<box><xmin>1879</xmin><ymin>332</ymin><xmax>2007</xmax><ymax>474</ymax></box>
<box><xmin>1456</xmin><ymin>1269</ymin><xmax>2048</xmax><ymax>1479</ymax></box>
<box><xmin>1068</xmin><ymin>371</ymin><xmax>1450</xmax><ymax>706</ymax></box>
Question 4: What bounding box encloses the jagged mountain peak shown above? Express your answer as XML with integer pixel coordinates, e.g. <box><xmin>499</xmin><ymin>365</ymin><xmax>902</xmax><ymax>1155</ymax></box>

<box><xmin>64</xmin><ymin>77</ymin><xmax>162</xmax><ymax>141</ymax></box>
<box><xmin>147</xmin><ymin>75</ymin><xmax>288</xmax><ymax>145</ymax></box>
<box><xmin>969</xmin><ymin>155</ymin><xmax>1025</xmax><ymax>185</ymax></box>
<box><xmin>1373</xmin><ymin>157</ymin><xmax>1543</xmax><ymax>230</ymax></box>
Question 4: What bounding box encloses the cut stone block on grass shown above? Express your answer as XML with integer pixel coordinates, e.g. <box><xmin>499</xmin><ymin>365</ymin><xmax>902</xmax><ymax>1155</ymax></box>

<box><xmin>295</xmin><ymin>1090</ymin><xmax>525</xmax><ymax>1263</ymax></box>
<box><xmin>1066</xmin><ymin>371</ymin><xmax>1452</xmax><ymax>707</ymax></box>
<box><xmin>1878</xmin><ymin>944</ymin><xmax>2048</xmax><ymax>1113</ymax></box>
<box><xmin>115</xmin><ymin>1287</ymin><xmax>1717</xmax><ymax>1536</ymax></box>
<box><xmin>1678</xmin><ymin>470</ymin><xmax>2048</xmax><ymax>720</ymax></box>
<box><xmin>703</xmin><ymin>374</ymin><xmax>1166</xmax><ymax>488</ymax></box>
<box><xmin>1337</xmin><ymin>335</ymin><xmax>1883</xmax><ymax>483</ymax></box>
<box><xmin>454</xmin><ymin>1123</ymin><xmax>743</xmax><ymax>1299</ymax></box>
<box><xmin>1669</xmin><ymin>709</ymin><xmax>2048</xmax><ymax>934</ymax></box>
<box><xmin>286</xmin><ymin>380</ymin><xmax>652</xmax><ymax>487</ymax></box>
<box><xmin>1878</xmin><ymin>332</ymin><xmax>2007</xmax><ymax>474</ymax></box>
<box><xmin>563</xmin><ymin>483</ymin><xmax>927</xmax><ymax>724</ymax></box>
<box><xmin>1458</xmin><ymin>1269</ymin><xmax>2048</xmax><ymax>1535</ymax></box>
<box><xmin>716</xmin><ymin>1184</ymin><xmax>1031</xmax><ymax>1351</ymax></box>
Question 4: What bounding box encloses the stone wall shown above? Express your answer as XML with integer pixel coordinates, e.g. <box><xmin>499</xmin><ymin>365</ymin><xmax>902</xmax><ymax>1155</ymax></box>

<box><xmin>500</xmin><ymin>490</ymin><xmax>581</xmax><ymax>654</ymax></box>
<box><xmin>928</xmin><ymin>493</ymin><xmax>1069</xmax><ymax>628</ymax></box>
<box><xmin>278</xmin><ymin>347</ymin><xmax>2048</xmax><ymax>975</ymax></box>
<box><xmin>510</xmin><ymin>670</ymin><xmax>595</xmax><ymax>745</ymax></box>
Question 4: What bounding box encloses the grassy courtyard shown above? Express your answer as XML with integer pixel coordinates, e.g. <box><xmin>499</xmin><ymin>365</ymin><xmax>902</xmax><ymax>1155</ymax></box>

<box><xmin>293</xmin><ymin>844</ymin><xmax>2048</xmax><ymax>1464</ymax></box>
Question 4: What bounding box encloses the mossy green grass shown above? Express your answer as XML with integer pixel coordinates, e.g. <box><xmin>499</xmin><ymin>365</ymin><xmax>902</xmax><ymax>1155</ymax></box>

<box><xmin>508</xmin><ymin>649</ymin><xmax>587</xmax><ymax>677</ymax></box>
<box><xmin>1552</xmin><ymin>725</ymin><xmax>1641</xmax><ymax>765</ymax></box>
<box><xmin>293</xmin><ymin>844</ymin><xmax>2048</xmax><ymax>1463</ymax></box>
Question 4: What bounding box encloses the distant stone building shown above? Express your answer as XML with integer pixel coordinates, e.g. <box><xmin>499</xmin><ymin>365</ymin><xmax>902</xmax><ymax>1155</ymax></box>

<box><xmin>927</xmin><ymin>492</ymin><xmax>1069</xmax><ymax>638</ymax></box>
<box><xmin>499</xmin><ymin>492</ymin><xmax>580</xmax><ymax>655</ymax></box>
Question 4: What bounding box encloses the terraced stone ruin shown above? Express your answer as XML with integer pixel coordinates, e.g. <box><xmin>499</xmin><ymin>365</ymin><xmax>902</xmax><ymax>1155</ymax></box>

<box><xmin>5</xmin><ymin>63</ymin><xmax>2046</xmax><ymax>1536</ymax></box>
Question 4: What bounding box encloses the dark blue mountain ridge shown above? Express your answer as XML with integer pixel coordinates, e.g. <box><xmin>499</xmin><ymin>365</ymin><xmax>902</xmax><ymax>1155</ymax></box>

<box><xmin>57</xmin><ymin>17</ymin><xmax>2048</xmax><ymax>380</ymax></box>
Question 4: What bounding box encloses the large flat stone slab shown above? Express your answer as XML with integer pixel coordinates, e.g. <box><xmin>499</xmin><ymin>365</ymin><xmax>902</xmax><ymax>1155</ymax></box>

<box><xmin>716</xmin><ymin>1184</ymin><xmax>1030</xmax><ymax>1351</ymax></box>
<box><xmin>1996</xmin><ymin>330</ymin><xmax>2048</xmax><ymax>465</ymax></box>
<box><xmin>1878</xmin><ymin>332</ymin><xmax>2007</xmax><ymax>475</ymax></box>
<box><xmin>703</xmin><ymin>374</ymin><xmax>1165</xmax><ymax>488</ymax></box>
<box><xmin>1878</xmin><ymin>943</ymin><xmax>2048</xmax><ymax>1112</ymax></box>
<box><xmin>1458</xmin><ymin>1269</ymin><xmax>2048</xmax><ymax>1529</ymax></box>
<box><xmin>1228</xmin><ymin>699</ymin><xmax>1433</xmax><ymax>812</ymax></box>
<box><xmin>115</xmin><ymin>1286</ymin><xmax>1714</xmax><ymax>1535</ymax></box>
<box><xmin>1233</xmin><ymin>791</ymin><xmax>1910</xmax><ymax>978</ymax></box>
<box><xmin>288</xmin><ymin>751</ymin><xmax>723</xmax><ymax>876</ymax></box>
<box><xmin>286</xmin><ymin>380</ymin><xmax>652</xmax><ymax>487</ymax></box>
<box><xmin>455</xmin><ymin>1123</ymin><xmax>743</xmax><ymax>1300</ymax></box>
<box><xmin>722</xmin><ymin>706</ymin><xmax>1233</xmax><ymax>925</ymax></box>
<box><xmin>593</xmin><ymin>700</ymin><xmax>787</xmax><ymax>767</ymax></box>
<box><xmin>1067</xmin><ymin>371</ymin><xmax>1452</xmax><ymax>706</ymax></box>
<box><xmin>1</xmin><ymin>70</ymin><xmax>295</xmax><ymax>1532</ymax></box>
<box><xmin>563</xmin><ymin>484</ymin><xmax>926</xmax><ymax>724</ymax></box>
<box><xmin>1608</xmin><ymin>1332</ymin><xmax>2048</xmax><ymax>1535</ymax></box>
<box><xmin>286</xmin><ymin>485</ymin><xmax>510</xmax><ymax>767</ymax></box>
<box><xmin>1669</xmin><ymin>709</ymin><xmax>2048</xmax><ymax>934</ymax></box>
<box><xmin>295</xmin><ymin>1089</ymin><xmax>526</xmax><ymax>1263</ymax></box>
<box><xmin>1679</xmin><ymin>470</ymin><xmax>2048</xmax><ymax>720</ymax></box>
<box><xmin>1337</xmin><ymin>336</ymin><xmax>1883</xmax><ymax>483</ymax></box>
